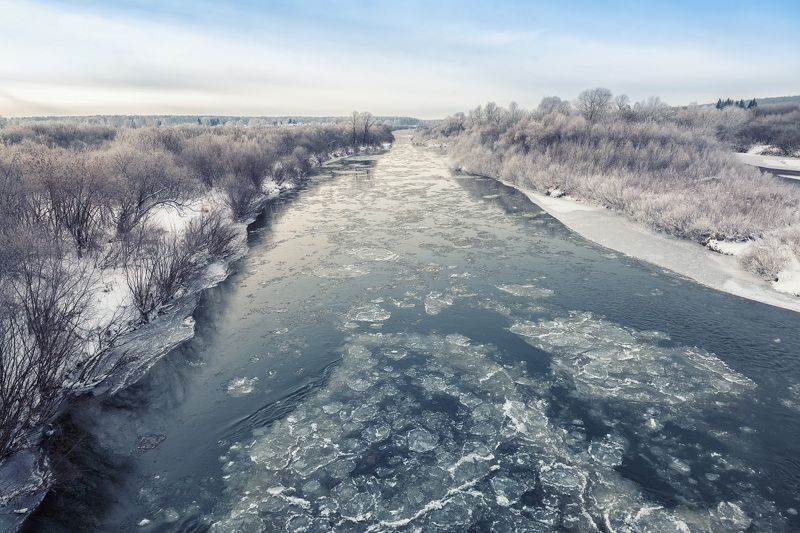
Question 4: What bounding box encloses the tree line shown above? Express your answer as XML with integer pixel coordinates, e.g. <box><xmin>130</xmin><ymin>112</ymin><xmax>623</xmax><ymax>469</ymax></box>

<box><xmin>716</xmin><ymin>98</ymin><xmax>757</xmax><ymax>110</ymax></box>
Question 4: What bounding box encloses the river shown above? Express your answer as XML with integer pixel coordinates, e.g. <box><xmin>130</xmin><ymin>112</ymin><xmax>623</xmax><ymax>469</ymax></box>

<box><xmin>25</xmin><ymin>131</ymin><xmax>800</xmax><ymax>531</ymax></box>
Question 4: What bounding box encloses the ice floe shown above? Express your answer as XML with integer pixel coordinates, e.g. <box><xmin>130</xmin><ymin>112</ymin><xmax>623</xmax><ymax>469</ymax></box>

<box><xmin>226</xmin><ymin>377</ymin><xmax>259</xmax><ymax>397</ymax></box>
<box><xmin>208</xmin><ymin>325</ymin><xmax>777</xmax><ymax>532</ymax></box>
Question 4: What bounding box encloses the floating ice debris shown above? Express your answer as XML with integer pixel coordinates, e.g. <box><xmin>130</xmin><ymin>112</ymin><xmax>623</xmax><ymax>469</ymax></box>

<box><xmin>424</xmin><ymin>291</ymin><xmax>453</xmax><ymax>315</ymax></box>
<box><xmin>313</xmin><ymin>264</ymin><xmax>369</xmax><ymax>279</ymax></box>
<box><xmin>389</xmin><ymin>296</ymin><xmax>417</xmax><ymax>308</ymax></box>
<box><xmin>510</xmin><ymin>312</ymin><xmax>755</xmax><ymax>406</ymax></box>
<box><xmin>347</xmin><ymin>248</ymin><xmax>399</xmax><ymax>261</ymax></box>
<box><xmin>384</xmin><ymin>348</ymin><xmax>408</xmax><ymax>360</ymax></box>
<box><xmin>482</xmin><ymin>194</ymin><xmax>500</xmax><ymax>199</ymax></box>
<box><xmin>781</xmin><ymin>383</ymin><xmax>800</xmax><ymax>412</ymax></box>
<box><xmin>209</xmin><ymin>328</ymin><xmax>780</xmax><ymax>532</ymax></box>
<box><xmin>226</xmin><ymin>377</ymin><xmax>259</xmax><ymax>397</ymax></box>
<box><xmin>490</xmin><ymin>477</ymin><xmax>523</xmax><ymax>507</ymax></box>
<box><xmin>588</xmin><ymin>435</ymin><xmax>626</xmax><ymax>467</ymax></box>
<box><xmin>445</xmin><ymin>333</ymin><xmax>471</xmax><ymax>347</ymax></box>
<box><xmin>346</xmin><ymin>303</ymin><xmax>391</xmax><ymax>323</ymax></box>
<box><xmin>346</xmin><ymin>377</ymin><xmax>374</xmax><ymax>392</ymax></box>
<box><xmin>497</xmin><ymin>283</ymin><xmax>554</xmax><ymax>299</ymax></box>
<box><xmin>137</xmin><ymin>434</ymin><xmax>166</xmax><ymax>451</ymax></box>
<box><xmin>407</xmin><ymin>428</ymin><xmax>438</xmax><ymax>452</ymax></box>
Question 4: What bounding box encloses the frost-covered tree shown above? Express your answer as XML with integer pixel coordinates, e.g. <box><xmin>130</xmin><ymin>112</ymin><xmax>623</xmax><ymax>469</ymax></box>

<box><xmin>360</xmin><ymin>112</ymin><xmax>374</xmax><ymax>144</ymax></box>
<box><xmin>614</xmin><ymin>94</ymin><xmax>631</xmax><ymax>112</ymax></box>
<box><xmin>575</xmin><ymin>88</ymin><xmax>613</xmax><ymax>121</ymax></box>
<box><xmin>538</xmin><ymin>96</ymin><xmax>570</xmax><ymax>114</ymax></box>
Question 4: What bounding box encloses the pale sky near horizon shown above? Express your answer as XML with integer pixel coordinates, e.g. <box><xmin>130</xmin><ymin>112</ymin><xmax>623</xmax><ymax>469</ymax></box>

<box><xmin>1</xmin><ymin>0</ymin><xmax>798</xmax><ymax>118</ymax></box>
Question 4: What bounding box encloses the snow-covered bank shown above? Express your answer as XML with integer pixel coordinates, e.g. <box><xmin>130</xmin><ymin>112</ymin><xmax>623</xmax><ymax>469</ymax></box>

<box><xmin>499</xmin><ymin>179</ymin><xmax>800</xmax><ymax>314</ymax></box>
<box><xmin>0</xmin><ymin>147</ymin><xmax>386</xmax><ymax>532</ymax></box>
<box><xmin>736</xmin><ymin>152</ymin><xmax>800</xmax><ymax>180</ymax></box>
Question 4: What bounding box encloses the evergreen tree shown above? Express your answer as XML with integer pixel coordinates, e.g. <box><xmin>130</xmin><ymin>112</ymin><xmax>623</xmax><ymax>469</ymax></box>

<box><xmin>716</xmin><ymin>98</ymin><xmax>724</xmax><ymax>109</ymax></box>
<box><xmin>748</xmin><ymin>98</ymin><xmax>757</xmax><ymax>109</ymax></box>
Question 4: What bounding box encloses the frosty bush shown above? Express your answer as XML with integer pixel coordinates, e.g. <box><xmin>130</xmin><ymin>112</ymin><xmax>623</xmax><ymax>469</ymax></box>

<box><xmin>739</xmin><ymin>238</ymin><xmax>789</xmax><ymax>281</ymax></box>
<box><xmin>0</xmin><ymin>249</ymin><xmax>122</xmax><ymax>458</ymax></box>
<box><xmin>184</xmin><ymin>210</ymin><xmax>241</xmax><ymax>261</ymax></box>
<box><xmin>123</xmin><ymin>228</ymin><xmax>204</xmax><ymax>322</ymax></box>
<box><xmin>422</xmin><ymin>95</ymin><xmax>800</xmax><ymax>278</ymax></box>
<box><xmin>0</xmin><ymin>116</ymin><xmax>393</xmax><ymax>458</ymax></box>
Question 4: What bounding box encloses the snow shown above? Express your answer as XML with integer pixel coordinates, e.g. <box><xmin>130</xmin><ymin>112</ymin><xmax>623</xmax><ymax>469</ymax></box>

<box><xmin>705</xmin><ymin>239</ymin><xmax>800</xmax><ymax>299</ymax></box>
<box><xmin>706</xmin><ymin>239</ymin><xmax>752</xmax><ymax>256</ymax></box>
<box><xmin>774</xmin><ymin>256</ymin><xmax>800</xmax><ymax>297</ymax></box>
<box><xmin>736</xmin><ymin>152</ymin><xmax>800</xmax><ymax>180</ymax></box>
<box><xmin>499</xmin><ymin>178</ymin><xmax>800</xmax><ymax>314</ymax></box>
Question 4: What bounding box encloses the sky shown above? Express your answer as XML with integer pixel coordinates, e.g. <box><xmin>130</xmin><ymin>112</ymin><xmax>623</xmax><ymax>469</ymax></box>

<box><xmin>1</xmin><ymin>0</ymin><xmax>798</xmax><ymax>118</ymax></box>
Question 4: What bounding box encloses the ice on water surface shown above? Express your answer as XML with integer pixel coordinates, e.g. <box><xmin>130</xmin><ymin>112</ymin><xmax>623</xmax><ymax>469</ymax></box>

<box><xmin>209</xmin><ymin>319</ymin><xmax>770</xmax><ymax>532</ymax></box>
<box><xmin>497</xmin><ymin>283</ymin><xmax>554</xmax><ymax>299</ymax></box>
<box><xmin>226</xmin><ymin>376</ymin><xmax>259</xmax><ymax>397</ymax></box>
<box><xmin>191</xmin><ymin>143</ymin><xmax>784</xmax><ymax>531</ymax></box>
<box><xmin>347</xmin><ymin>247</ymin><xmax>399</xmax><ymax>262</ymax></box>
<box><xmin>346</xmin><ymin>303</ymin><xmax>391</xmax><ymax>323</ymax></box>
<box><xmin>313</xmin><ymin>264</ymin><xmax>370</xmax><ymax>279</ymax></box>
<box><xmin>509</xmin><ymin>312</ymin><xmax>755</xmax><ymax>406</ymax></box>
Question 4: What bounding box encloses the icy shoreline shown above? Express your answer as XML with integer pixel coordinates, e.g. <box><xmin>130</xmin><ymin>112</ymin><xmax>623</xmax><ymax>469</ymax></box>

<box><xmin>0</xmin><ymin>147</ymin><xmax>385</xmax><ymax>531</ymax></box>
<box><xmin>0</xmin><ymin>196</ymin><xmax>259</xmax><ymax>532</ymax></box>
<box><xmin>498</xmin><ymin>179</ymin><xmax>800</xmax><ymax>314</ymax></box>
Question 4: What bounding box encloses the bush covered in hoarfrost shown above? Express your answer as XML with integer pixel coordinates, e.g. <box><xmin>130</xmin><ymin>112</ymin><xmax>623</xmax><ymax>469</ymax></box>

<box><xmin>421</xmin><ymin>95</ymin><xmax>800</xmax><ymax>280</ymax></box>
<box><xmin>0</xmin><ymin>118</ymin><xmax>393</xmax><ymax>459</ymax></box>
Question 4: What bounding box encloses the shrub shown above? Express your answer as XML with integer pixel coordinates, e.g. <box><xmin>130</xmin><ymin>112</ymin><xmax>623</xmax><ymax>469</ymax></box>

<box><xmin>1</xmin><ymin>249</ymin><xmax>120</xmax><ymax>458</ymax></box>
<box><xmin>739</xmin><ymin>238</ymin><xmax>789</xmax><ymax>281</ymax></box>
<box><xmin>184</xmin><ymin>210</ymin><xmax>241</xmax><ymax>260</ymax></box>
<box><xmin>221</xmin><ymin>173</ymin><xmax>262</xmax><ymax>221</ymax></box>
<box><xmin>123</xmin><ymin>229</ymin><xmax>203</xmax><ymax>322</ymax></box>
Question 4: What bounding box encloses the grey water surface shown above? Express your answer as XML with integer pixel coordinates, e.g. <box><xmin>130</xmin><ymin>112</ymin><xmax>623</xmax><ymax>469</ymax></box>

<box><xmin>25</xmin><ymin>132</ymin><xmax>800</xmax><ymax>532</ymax></box>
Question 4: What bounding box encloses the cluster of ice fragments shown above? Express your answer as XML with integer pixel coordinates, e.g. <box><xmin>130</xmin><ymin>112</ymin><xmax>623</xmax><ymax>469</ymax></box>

<box><xmin>209</xmin><ymin>315</ymin><xmax>772</xmax><ymax>531</ymax></box>
<box><xmin>510</xmin><ymin>312</ymin><xmax>756</xmax><ymax>407</ymax></box>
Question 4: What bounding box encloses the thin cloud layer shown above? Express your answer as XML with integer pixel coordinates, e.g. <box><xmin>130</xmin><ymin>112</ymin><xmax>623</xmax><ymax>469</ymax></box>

<box><xmin>0</xmin><ymin>0</ymin><xmax>797</xmax><ymax>117</ymax></box>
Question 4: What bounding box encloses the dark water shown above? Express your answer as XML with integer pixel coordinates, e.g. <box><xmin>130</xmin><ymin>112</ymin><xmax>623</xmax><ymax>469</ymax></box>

<box><xmin>26</xmin><ymin>132</ymin><xmax>800</xmax><ymax>531</ymax></box>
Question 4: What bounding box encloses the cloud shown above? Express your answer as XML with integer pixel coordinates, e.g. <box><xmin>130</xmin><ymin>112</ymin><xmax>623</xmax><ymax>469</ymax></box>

<box><xmin>0</xmin><ymin>0</ymin><xmax>797</xmax><ymax>117</ymax></box>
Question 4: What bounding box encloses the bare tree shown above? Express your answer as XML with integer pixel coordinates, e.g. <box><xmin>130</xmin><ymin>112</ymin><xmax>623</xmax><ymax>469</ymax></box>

<box><xmin>1</xmin><ymin>250</ymin><xmax>123</xmax><ymax>458</ymax></box>
<box><xmin>221</xmin><ymin>173</ymin><xmax>261</xmax><ymax>221</ymax></box>
<box><xmin>184</xmin><ymin>210</ymin><xmax>240</xmax><ymax>261</ymax></box>
<box><xmin>507</xmin><ymin>101</ymin><xmax>525</xmax><ymax>124</ymax></box>
<box><xmin>104</xmin><ymin>145</ymin><xmax>190</xmax><ymax>236</ymax></box>
<box><xmin>483</xmin><ymin>102</ymin><xmax>504</xmax><ymax>126</ymax></box>
<box><xmin>538</xmin><ymin>96</ymin><xmax>571</xmax><ymax>114</ymax></box>
<box><xmin>614</xmin><ymin>94</ymin><xmax>631</xmax><ymax>112</ymax></box>
<box><xmin>360</xmin><ymin>112</ymin><xmax>375</xmax><ymax>145</ymax></box>
<box><xmin>123</xmin><ymin>228</ymin><xmax>202</xmax><ymax>322</ymax></box>
<box><xmin>181</xmin><ymin>134</ymin><xmax>227</xmax><ymax>188</ymax></box>
<box><xmin>226</xmin><ymin>138</ymin><xmax>275</xmax><ymax>188</ymax></box>
<box><xmin>350</xmin><ymin>111</ymin><xmax>360</xmax><ymax>149</ymax></box>
<box><xmin>575</xmin><ymin>88</ymin><xmax>613</xmax><ymax>121</ymax></box>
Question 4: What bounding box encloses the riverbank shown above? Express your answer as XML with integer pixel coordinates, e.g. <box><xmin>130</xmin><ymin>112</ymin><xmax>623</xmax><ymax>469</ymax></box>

<box><xmin>736</xmin><ymin>152</ymin><xmax>800</xmax><ymax>180</ymax></box>
<box><xmin>0</xmin><ymin>146</ymin><xmax>387</xmax><ymax>532</ymax></box>
<box><xmin>499</xmin><ymin>179</ymin><xmax>800</xmax><ymax>314</ymax></box>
